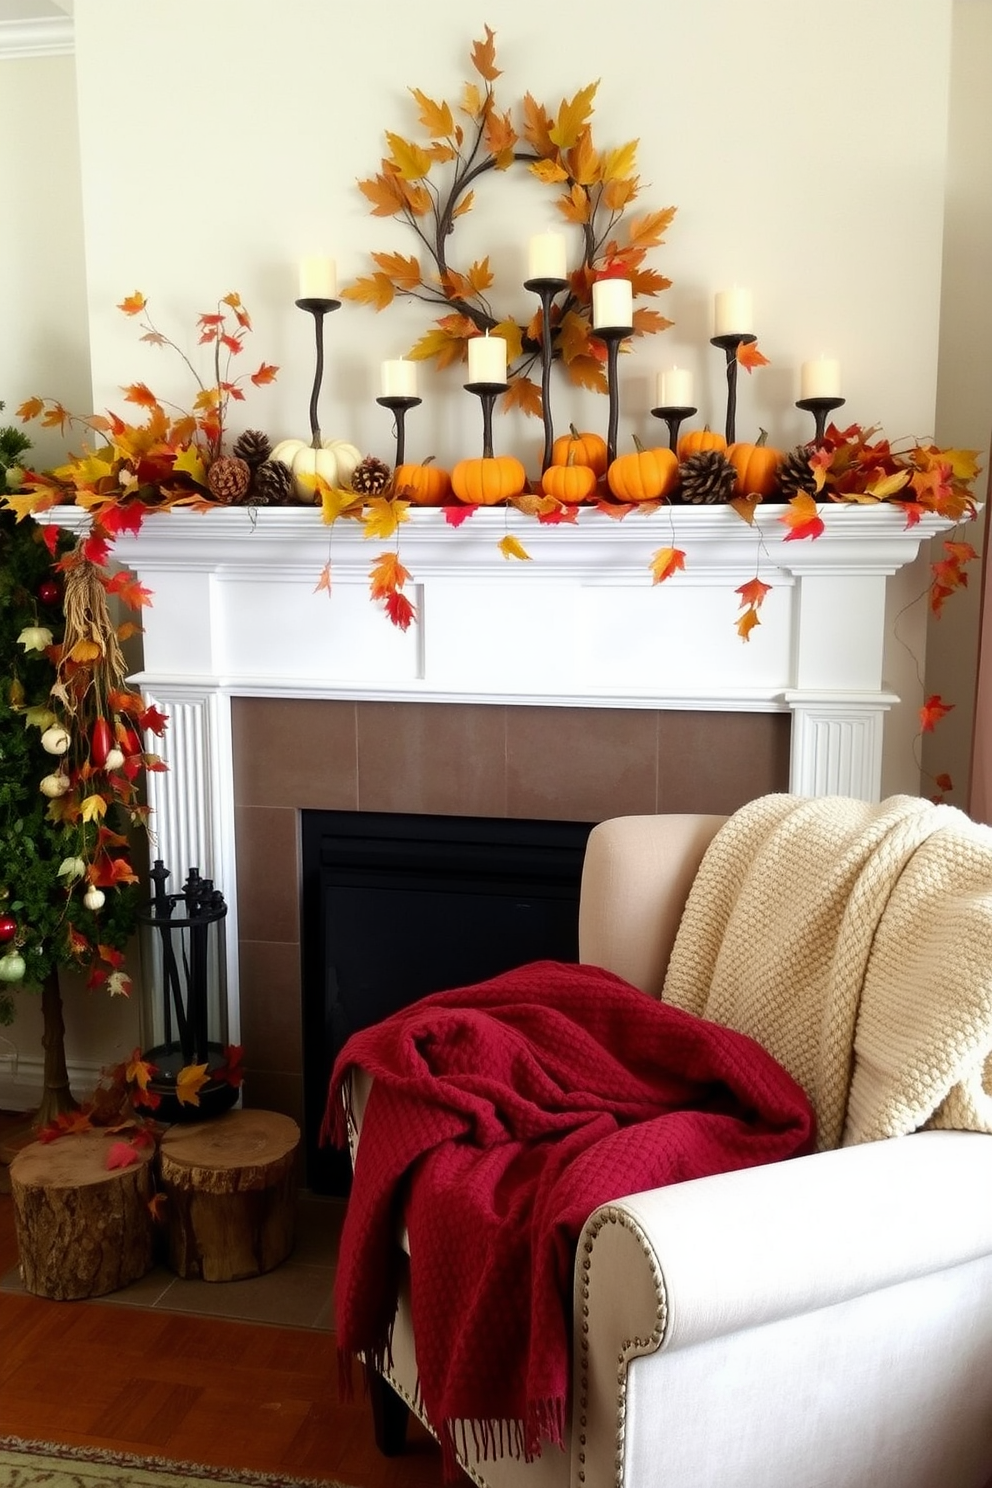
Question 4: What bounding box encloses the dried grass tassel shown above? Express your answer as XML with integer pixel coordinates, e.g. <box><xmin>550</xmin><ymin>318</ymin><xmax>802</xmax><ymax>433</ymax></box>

<box><xmin>56</xmin><ymin>543</ymin><xmax>127</xmax><ymax>714</ymax></box>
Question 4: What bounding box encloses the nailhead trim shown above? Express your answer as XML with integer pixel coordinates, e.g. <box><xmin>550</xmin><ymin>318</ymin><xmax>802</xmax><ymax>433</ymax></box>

<box><xmin>575</xmin><ymin>1205</ymin><xmax>668</xmax><ymax>1487</ymax></box>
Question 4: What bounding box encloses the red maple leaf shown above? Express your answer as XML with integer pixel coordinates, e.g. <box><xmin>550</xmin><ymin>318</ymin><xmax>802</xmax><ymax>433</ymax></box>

<box><xmin>444</xmin><ymin>503</ymin><xmax>477</xmax><ymax>527</ymax></box>
<box><xmin>138</xmin><ymin>703</ymin><xmax>169</xmax><ymax>736</ymax></box>
<box><xmin>920</xmin><ymin>694</ymin><xmax>954</xmax><ymax>733</ymax></box>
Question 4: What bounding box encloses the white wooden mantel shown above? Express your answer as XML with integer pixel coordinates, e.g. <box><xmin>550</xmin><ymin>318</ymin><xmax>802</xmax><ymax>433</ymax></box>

<box><xmin>45</xmin><ymin>501</ymin><xmax>952</xmax><ymax>1041</ymax></box>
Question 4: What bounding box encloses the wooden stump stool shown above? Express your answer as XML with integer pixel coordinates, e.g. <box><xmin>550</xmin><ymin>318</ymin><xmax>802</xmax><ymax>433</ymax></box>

<box><xmin>158</xmin><ymin>1108</ymin><xmax>300</xmax><ymax>1282</ymax></box>
<box><xmin>10</xmin><ymin>1130</ymin><xmax>155</xmax><ymax>1300</ymax></box>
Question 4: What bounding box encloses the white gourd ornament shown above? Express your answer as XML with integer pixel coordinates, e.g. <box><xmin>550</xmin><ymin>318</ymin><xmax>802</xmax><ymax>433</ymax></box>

<box><xmin>270</xmin><ymin>438</ymin><xmax>362</xmax><ymax>502</ymax></box>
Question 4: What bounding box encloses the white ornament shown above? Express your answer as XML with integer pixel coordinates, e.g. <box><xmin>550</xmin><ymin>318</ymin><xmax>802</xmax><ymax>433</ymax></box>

<box><xmin>40</xmin><ymin>773</ymin><xmax>71</xmax><ymax>798</ymax></box>
<box><xmin>40</xmin><ymin>726</ymin><xmax>71</xmax><ymax>756</ymax></box>
<box><xmin>83</xmin><ymin>885</ymin><xmax>106</xmax><ymax>911</ymax></box>
<box><xmin>103</xmin><ymin>747</ymin><xmax>125</xmax><ymax>772</ymax></box>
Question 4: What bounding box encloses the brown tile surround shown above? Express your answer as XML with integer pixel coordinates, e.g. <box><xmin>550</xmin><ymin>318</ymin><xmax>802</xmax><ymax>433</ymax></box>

<box><xmin>231</xmin><ymin>697</ymin><xmax>790</xmax><ymax>1134</ymax></box>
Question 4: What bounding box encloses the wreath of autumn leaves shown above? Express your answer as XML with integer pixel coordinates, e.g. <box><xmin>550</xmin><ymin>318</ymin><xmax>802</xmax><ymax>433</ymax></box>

<box><xmin>343</xmin><ymin>24</ymin><xmax>675</xmax><ymax>413</ymax></box>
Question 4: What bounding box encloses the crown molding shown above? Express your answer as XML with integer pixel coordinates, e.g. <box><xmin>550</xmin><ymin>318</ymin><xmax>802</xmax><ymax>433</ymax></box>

<box><xmin>0</xmin><ymin>15</ymin><xmax>73</xmax><ymax>59</ymax></box>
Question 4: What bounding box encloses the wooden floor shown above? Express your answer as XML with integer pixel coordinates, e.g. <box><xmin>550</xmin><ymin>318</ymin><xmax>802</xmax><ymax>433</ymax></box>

<box><xmin>0</xmin><ymin>1185</ymin><xmax>450</xmax><ymax>1486</ymax></box>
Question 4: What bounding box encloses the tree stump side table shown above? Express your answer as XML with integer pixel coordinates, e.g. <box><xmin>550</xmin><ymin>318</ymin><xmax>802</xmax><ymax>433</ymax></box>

<box><xmin>9</xmin><ymin>1130</ymin><xmax>155</xmax><ymax>1300</ymax></box>
<box><xmin>157</xmin><ymin>1108</ymin><xmax>300</xmax><ymax>1282</ymax></box>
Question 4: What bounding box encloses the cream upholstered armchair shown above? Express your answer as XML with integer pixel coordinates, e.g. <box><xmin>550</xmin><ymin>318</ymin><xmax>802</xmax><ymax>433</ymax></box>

<box><xmin>342</xmin><ymin>800</ymin><xmax>992</xmax><ymax>1488</ymax></box>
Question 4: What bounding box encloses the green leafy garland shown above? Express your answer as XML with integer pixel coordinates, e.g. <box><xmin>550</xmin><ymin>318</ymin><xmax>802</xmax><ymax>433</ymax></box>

<box><xmin>0</xmin><ymin>409</ymin><xmax>140</xmax><ymax>1024</ymax></box>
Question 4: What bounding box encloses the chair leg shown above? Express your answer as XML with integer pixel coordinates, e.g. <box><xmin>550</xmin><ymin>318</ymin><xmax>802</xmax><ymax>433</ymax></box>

<box><xmin>365</xmin><ymin>1364</ymin><xmax>410</xmax><ymax>1456</ymax></box>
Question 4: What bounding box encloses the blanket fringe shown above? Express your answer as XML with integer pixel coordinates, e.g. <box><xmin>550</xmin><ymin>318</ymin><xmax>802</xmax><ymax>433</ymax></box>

<box><xmin>437</xmin><ymin>1399</ymin><xmax>565</xmax><ymax>1482</ymax></box>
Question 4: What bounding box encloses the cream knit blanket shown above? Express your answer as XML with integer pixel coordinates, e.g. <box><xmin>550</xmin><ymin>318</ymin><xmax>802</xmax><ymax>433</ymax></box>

<box><xmin>662</xmin><ymin>793</ymin><xmax>992</xmax><ymax>1149</ymax></box>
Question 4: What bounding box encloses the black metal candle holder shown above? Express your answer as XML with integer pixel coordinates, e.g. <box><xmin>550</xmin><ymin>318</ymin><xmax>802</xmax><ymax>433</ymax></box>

<box><xmin>710</xmin><ymin>332</ymin><xmax>756</xmax><ymax>445</ymax></box>
<box><xmin>651</xmin><ymin>405</ymin><xmax>698</xmax><ymax>453</ymax></box>
<box><xmin>524</xmin><ymin>275</ymin><xmax>568</xmax><ymax>472</ymax></box>
<box><xmin>796</xmin><ymin>395</ymin><xmax>846</xmax><ymax>446</ymax></box>
<box><xmin>596</xmin><ymin>325</ymin><xmax>633</xmax><ymax>467</ymax></box>
<box><xmin>465</xmin><ymin>381</ymin><xmax>509</xmax><ymax>458</ymax></box>
<box><xmin>375</xmin><ymin>394</ymin><xmax>422</xmax><ymax>468</ymax></box>
<box><xmin>137</xmin><ymin>860</ymin><xmax>236</xmax><ymax>1123</ymax></box>
<box><xmin>295</xmin><ymin>295</ymin><xmax>340</xmax><ymax>444</ymax></box>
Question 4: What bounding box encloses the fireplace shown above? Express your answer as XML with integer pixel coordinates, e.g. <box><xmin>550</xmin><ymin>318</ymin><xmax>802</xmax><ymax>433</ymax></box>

<box><xmin>40</xmin><ymin>503</ymin><xmax>951</xmax><ymax>1155</ymax></box>
<box><xmin>299</xmin><ymin>808</ymin><xmax>593</xmax><ymax>1191</ymax></box>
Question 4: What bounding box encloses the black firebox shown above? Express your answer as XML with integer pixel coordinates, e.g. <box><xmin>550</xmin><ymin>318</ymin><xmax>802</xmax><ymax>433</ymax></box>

<box><xmin>300</xmin><ymin>809</ymin><xmax>594</xmax><ymax>1193</ymax></box>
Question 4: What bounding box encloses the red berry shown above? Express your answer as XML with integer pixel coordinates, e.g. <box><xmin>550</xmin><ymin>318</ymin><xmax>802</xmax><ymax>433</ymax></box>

<box><xmin>37</xmin><ymin>579</ymin><xmax>61</xmax><ymax>606</ymax></box>
<box><xmin>0</xmin><ymin>914</ymin><xmax>17</xmax><ymax>944</ymax></box>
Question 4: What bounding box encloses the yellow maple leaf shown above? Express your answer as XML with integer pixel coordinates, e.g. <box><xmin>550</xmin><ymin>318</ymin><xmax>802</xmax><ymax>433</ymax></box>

<box><xmin>69</xmin><ymin>637</ymin><xmax>103</xmax><ymax>663</ymax></box>
<box><xmin>529</xmin><ymin>158</ymin><xmax>569</xmax><ymax>185</ymax></box>
<box><xmin>452</xmin><ymin>190</ymin><xmax>475</xmax><ymax>220</ymax></box>
<box><xmin>80</xmin><ymin>793</ymin><xmax>108</xmax><ymax>823</ymax></box>
<box><xmin>566</xmin><ymin>129</ymin><xmax>601</xmax><ymax>187</ymax></box>
<box><xmin>363</xmin><ymin>497</ymin><xmax>411</xmax><ymax>540</ymax></box>
<box><xmin>603</xmin><ymin>140</ymin><xmax>639</xmax><ymax>182</ymax></box>
<box><xmin>407</xmin><ymin>325</ymin><xmax>469</xmax><ymax>370</ymax></box>
<box><xmin>491</xmin><ymin>318</ymin><xmax>523</xmax><ymax>365</ymax></box>
<box><xmin>125</xmin><ymin>1048</ymin><xmax>157</xmax><ymax>1092</ymax></box>
<box><xmin>385</xmin><ymin>131</ymin><xmax>433</xmax><ymax>181</ymax></box>
<box><xmin>468</xmin><ymin>257</ymin><xmax>495</xmax><ymax>294</ymax></box>
<box><xmin>173</xmin><ymin>444</ymin><xmax>207</xmax><ymax>485</ymax></box>
<box><xmin>499</xmin><ymin>534</ymin><xmax>531</xmax><ymax>561</ymax></box>
<box><xmin>565</xmin><ymin>355</ymin><xmax>609</xmax><ymax>394</ymax></box>
<box><xmin>319</xmin><ymin>482</ymin><xmax>363</xmax><ymax>525</ymax></box>
<box><xmin>409</xmin><ymin>87</ymin><xmax>454</xmax><ymax>138</ymax></box>
<box><xmin>865</xmin><ymin>469</ymin><xmax>911</xmax><ymax>500</ymax></box>
<box><xmin>175</xmin><ymin>1062</ymin><xmax>210</xmax><ymax>1107</ymax></box>
<box><xmin>2</xmin><ymin>490</ymin><xmax>54</xmax><ymax>522</ymax></box>
<box><xmin>549</xmin><ymin>81</ymin><xmax>599</xmax><ymax>151</ymax></box>
<box><xmin>460</xmin><ymin>81</ymin><xmax>484</xmax><ymax>120</ymax></box>
<box><xmin>736</xmin><ymin>606</ymin><xmax>762</xmax><ymax>642</ymax></box>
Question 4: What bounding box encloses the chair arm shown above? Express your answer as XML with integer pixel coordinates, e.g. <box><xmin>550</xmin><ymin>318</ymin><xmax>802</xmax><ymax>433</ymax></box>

<box><xmin>573</xmin><ymin>1129</ymin><xmax>992</xmax><ymax>1487</ymax></box>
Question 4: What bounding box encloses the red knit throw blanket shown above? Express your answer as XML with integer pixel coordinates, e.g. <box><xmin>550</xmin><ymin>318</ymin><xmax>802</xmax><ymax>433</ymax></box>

<box><xmin>325</xmin><ymin>960</ymin><xmax>815</xmax><ymax>1476</ymax></box>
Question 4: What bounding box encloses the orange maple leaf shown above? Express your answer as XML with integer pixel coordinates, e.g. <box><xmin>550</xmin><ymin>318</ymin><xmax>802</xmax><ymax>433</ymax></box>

<box><xmin>650</xmin><ymin>547</ymin><xmax>686</xmax><ymax>584</ymax></box>
<box><xmin>920</xmin><ymin>694</ymin><xmax>954</xmax><ymax>733</ymax></box>
<box><xmin>122</xmin><ymin>382</ymin><xmax>159</xmax><ymax>409</ymax></box>
<box><xmin>357</xmin><ymin>169</ymin><xmax>409</xmax><ymax>218</ymax></box>
<box><xmin>470</xmin><ymin>24</ymin><xmax>501</xmax><ymax>82</ymax></box>
<box><xmin>736</xmin><ymin>577</ymin><xmax>772</xmax><ymax>610</ymax></box>
<box><xmin>148</xmin><ymin>1192</ymin><xmax>169</xmax><ymax>1224</ymax></box>
<box><xmin>368</xmin><ymin>550</ymin><xmax>412</xmax><ymax>601</ymax></box>
<box><xmin>780</xmin><ymin>493</ymin><xmax>825</xmax><ymax>542</ymax></box>
<box><xmin>250</xmin><ymin>362</ymin><xmax>279</xmax><ymax>386</ymax></box>
<box><xmin>175</xmin><ymin>1062</ymin><xmax>211</xmax><ymax>1107</ymax></box>
<box><xmin>117</xmin><ymin>292</ymin><xmax>146</xmax><ymax>316</ymax></box>
<box><xmin>736</xmin><ymin>606</ymin><xmax>762</xmax><ymax>642</ymax></box>
<box><xmin>126</xmin><ymin>1047</ymin><xmax>158</xmax><ymax>1093</ymax></box>
<box><xmin>737</xmin><ymin>341</ymin><xmax>770</xmax><ymax>372</ymax></box>
<box><xmin>314</xmin><ymin>563</ymin><xmax>332</xmax><ymax>596</ymax></box>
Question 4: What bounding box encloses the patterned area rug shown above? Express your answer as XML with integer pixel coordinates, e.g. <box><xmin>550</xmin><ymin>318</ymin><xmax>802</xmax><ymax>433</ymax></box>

<box><xmin>0</xmin><ymin>1437</ymin><xmax>358</xmax><ymax>1487</ymax></box>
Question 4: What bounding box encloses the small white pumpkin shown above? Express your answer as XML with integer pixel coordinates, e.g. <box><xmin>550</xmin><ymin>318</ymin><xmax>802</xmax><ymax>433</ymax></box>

<box><xmin>83</xmin><ymin>885</ymin><xmax>106</xmax><ymax>912</ymax></box>
<box><xmin>270</xmin><ymin>437</ymin><xmax>362</xmax><ymax>502</ymax></box>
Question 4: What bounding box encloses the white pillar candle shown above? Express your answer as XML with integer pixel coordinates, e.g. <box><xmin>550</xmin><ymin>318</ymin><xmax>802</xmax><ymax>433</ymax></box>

<box><xmin>468</xmin><ymin>332</ymin><xmax>507</xmax><ymax>384</ymax></box>
<box><xmin>800</xmin><ymin>356</ymin><xmax>841</xmax><ymax>399</ymax></box>
<box><xmin>381</xmin><ymin>358</ymin><xmax>418</xmax><ymax>398</ymax></box>
<box><xmin>657</xmin><ymin>366</ymin><xmax>694</xmax><ymax>408</ymax></box>
<box><xmin>592</xmin><ymin>277</ymin><xmax>633</xmax><ymax>330</ymax></box>
<box><xmin>528</xmin><ymin>231</ymin><xmax>567</xmax><ymax>281</ymax></box>
<box><xmin>714</xmin><ymin>286</ymin><xmax>753</xmax><ymax>336</ymax></box>
<box><xmin>298</xmin><ymin>256</ymin><xmax>337</xmax><ymax>300</ymax></box>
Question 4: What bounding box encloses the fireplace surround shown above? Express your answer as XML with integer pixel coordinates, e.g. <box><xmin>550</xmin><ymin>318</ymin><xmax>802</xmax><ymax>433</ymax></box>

<box><xmin>44</xmin><ymin>502</ymin><xmax>953</xmax><ymax>1132</ymax></box>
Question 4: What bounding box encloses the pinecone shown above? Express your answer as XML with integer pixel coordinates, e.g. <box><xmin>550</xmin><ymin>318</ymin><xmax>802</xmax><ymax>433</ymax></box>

<box><xmin>250</xmin><ymin>458</ymin><xmax>296</xmax><ymax>506</ymax></box>
<box><xmin>678</xmin><ymin>449</ymin><xmax>737</xmax><ymax>505</ymax></box>
<box><xmin>206</xmin><ymin>455</ymin><xmax>251</xmax><ymax>504</ymax></box>
<box><xmin>777</xmin><ymin>443</ymin><xmax>819</xmax><ymax>501</ymax></box>
<box><xmin>232</xmin><ymin>428</ymin><xmax>272</xmax><ymax>469</ymax></box>
<box><xmin>350</xmin><ymin>454</ymin><xmax>392</xmax><ymax>497</ymax></box>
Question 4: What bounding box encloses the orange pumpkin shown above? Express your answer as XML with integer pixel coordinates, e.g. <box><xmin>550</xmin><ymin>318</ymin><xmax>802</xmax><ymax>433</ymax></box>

<box><xmin>726</xmin><ymin>428</ymin><xmax>783</xmax><ymax>498</ymax></box>
<box><xmin>550</xmin><ymin>423</ymin><xmax>608</xmax><ymax>477</ymax></box>
<box><xmin>540</xmin><ymin>450</ymin><xmax>598</xmax><ymax>505</ymax></box>
<box><xmin>606</xmin><ymin>437</ymin><xmax>679</xmax><ymax>503</ymax></box>
<box><xmin>676</xmin><ymin>426</ymin><xmax>728</xmax><ymax>462</ymax></box>
<box><xmin>451</xmin><ymin>455</ymin><xmax>527</xmax><ymax>505</ymax></box>
<box><xmin>393</xmin><ymin>456</ymin><xmax>451</xmax><ymax>506</ymax></box>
